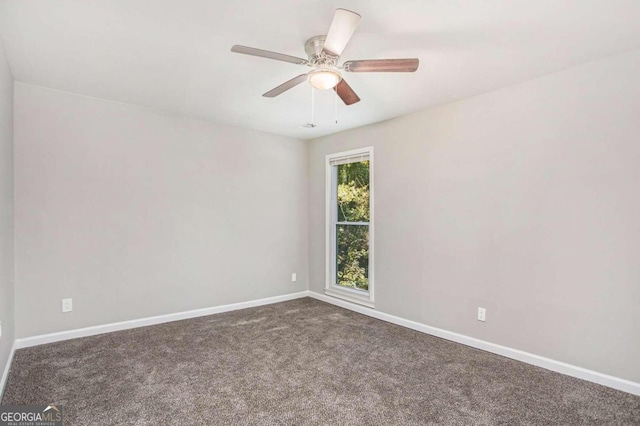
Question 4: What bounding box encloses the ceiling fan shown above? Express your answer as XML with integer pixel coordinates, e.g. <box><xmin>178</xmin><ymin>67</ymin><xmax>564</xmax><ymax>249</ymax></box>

<box><xmin>230</xmin><ymin>9</ymin><xmax>419</xmax><ymax>106</ymax></box>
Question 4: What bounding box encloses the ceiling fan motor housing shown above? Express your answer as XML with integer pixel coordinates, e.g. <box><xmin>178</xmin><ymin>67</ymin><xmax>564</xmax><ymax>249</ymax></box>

<box><xmin>305</xmin><ymin>35</ymin><xmax>337</xmax><ymax>67</ymax></box>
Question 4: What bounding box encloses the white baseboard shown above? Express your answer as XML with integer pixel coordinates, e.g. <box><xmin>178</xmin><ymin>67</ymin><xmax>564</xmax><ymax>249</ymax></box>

<box><xmin>308</xmin><ymin>291</ymin><xmax>640</xmax><ymax>397</ymax></box>
<box><xmin>0</xmin><ymin>340</ymin><xmax>17</xmax><ymax>400</ymax></box>
<box><xmin>15</xmin><ymin>291</ymin><xmax>309</xmax><ymax>350</ymax></box>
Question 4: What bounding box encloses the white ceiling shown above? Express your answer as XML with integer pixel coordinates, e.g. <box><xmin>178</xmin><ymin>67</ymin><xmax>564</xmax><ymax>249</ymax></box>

<box><xmin>1</xmin><ymin>1</ymin><xmax>639</xmax><ymax>140</ymax></box>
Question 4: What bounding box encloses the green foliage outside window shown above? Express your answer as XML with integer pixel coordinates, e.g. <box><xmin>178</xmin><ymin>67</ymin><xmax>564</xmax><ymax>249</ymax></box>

<box><xmin>336</xmin><ymin>161</ymin><xmax>370</xmax><ymax>291</ymax></box>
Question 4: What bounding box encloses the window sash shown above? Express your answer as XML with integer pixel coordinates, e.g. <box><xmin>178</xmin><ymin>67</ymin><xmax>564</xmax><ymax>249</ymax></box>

<box><xmin>333</xmin><ymin>223</ymin><xmax>370</xmax><ymax>293</ymax></box>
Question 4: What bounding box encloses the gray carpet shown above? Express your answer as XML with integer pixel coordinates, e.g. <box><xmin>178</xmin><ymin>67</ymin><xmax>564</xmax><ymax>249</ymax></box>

<box><xmin>2</xmin><ymin>298</ymin><xmax>639</xmax><ymax>425</ymax></box>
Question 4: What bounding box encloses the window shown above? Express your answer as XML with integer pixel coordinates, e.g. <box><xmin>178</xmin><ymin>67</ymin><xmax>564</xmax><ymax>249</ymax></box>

<box><xmin>325</xmin><ymin>147</ymin><xmax>374</xmax><ymax>307</ymax></box>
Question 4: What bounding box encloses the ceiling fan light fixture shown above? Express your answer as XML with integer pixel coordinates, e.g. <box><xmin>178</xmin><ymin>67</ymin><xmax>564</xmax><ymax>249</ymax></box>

<box><xmin>308</xmin><ymin>68</ymin><xmax>342</xmax><ymax>90</ymax></box>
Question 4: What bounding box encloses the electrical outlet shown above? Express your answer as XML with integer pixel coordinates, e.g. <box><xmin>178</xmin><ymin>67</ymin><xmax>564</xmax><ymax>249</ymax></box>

<box><xmin>477</xmin><ymin>307</ymin><xmax>486</xmax><ymax>322</ymax></box>
<box><xmin>62</xmin><ymin>298</ymin><xmax>73</xmax><ymax>313</ymax></box>
<box><xmin>291</xmin><ymin>273</ymin><xmax>297</xmax><ymax>282</ymax></box>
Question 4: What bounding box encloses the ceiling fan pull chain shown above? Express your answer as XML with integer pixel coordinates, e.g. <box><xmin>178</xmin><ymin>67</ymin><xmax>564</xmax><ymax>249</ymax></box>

<box><xmin>311</xmin><ymin>86</ymin><xmax>315</xmax><ymax>126</ymax></box>
<box><xmin>335</xmin><ymin>84</ymin><xmax>339</xmax><ymax>124</ymax></box>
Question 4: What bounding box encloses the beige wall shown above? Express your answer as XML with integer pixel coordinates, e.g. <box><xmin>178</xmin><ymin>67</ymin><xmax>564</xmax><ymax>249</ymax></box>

<box><xmin>7</xmin><ymin>43</ymin><xmax>640</xmax><ymax>386</ymax></box>
<box><xmin>0</xmin><ymin>35</ymin><xmax>14</xmax><ymax>384</ymax></box>
<box><xmin>308</xmin><ymin>50</ymin><xmax>640</xmax><ymax>383</ymax></box>
<box><xmin>14</xmin><ymin>83</ymin><xmax>308</xmax><ymax>338</ymax></box>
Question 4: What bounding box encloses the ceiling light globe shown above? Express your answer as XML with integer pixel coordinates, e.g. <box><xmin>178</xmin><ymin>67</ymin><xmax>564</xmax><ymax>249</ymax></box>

<box><xmin>308</xmin><ymin>69</ymin><xmax>342</xmax><ymax>90</ymax></box>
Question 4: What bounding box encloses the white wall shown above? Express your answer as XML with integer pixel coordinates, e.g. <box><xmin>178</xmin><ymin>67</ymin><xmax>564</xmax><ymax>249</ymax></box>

<box><xmin>14</xmin><ymin>83</ymin><xmax>308</xmax><ymax>338</ymax></box>
<box><xmin>308</xmin><ymin>49</ymin><xmax>640</xmax><ymax>383</ymax></box>
<box><xmin>0</xmin><ymin>35</ymin><xmax>14</xmax><ymax>387</ymax></box>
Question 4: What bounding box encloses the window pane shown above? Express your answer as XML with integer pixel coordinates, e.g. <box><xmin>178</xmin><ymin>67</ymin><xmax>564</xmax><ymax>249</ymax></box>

<box><xmin>336</xmin><ymin>224</ymin><xmax>369</xmax><ymax>291</ymax></box>
<box><xmin>337</xmin><ymin>161</ymin><xmax>370</xmax><ymax>222</ymax></box>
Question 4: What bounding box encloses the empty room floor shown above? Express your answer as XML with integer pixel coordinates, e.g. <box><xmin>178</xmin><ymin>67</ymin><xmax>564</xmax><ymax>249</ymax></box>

<box><xmin>3</xmin><ymin>298</ymin><xmax>639</xmax><ymax>425</ymax></box>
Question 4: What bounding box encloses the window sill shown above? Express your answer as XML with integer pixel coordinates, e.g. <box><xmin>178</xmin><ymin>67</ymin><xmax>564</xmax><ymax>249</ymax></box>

<box><xmin>324</xmin><ymin>288</ymin><xmax>375</xmax><ymax>308</ymax></box>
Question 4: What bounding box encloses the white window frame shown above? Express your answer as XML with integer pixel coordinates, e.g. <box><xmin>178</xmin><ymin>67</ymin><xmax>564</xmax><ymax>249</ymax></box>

<box><xmin>325</xmin><ymin>146</ymin><xmax>375</xmax><ymax>308</ymax></box>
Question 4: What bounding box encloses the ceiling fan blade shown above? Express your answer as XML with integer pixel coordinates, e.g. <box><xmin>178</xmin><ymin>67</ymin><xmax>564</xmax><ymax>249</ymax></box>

<box><xmin>263</xmin><ymin>74</ymin><xmax>308</xmax><ymax>97</ymax></box>
<box><xmin>343</xmin><ymin>58</ymin><xmax>419</xmax><ymax>72</ymax></box>
<box><xmin>322</xmin><ymin>9</ymin><xmax>361</xmax><ymax>57</ymax></box>
<box><xmin>334</xmin><ymin>79</ymin><xmax>360</xmax><ymax>105</ymax></box>
<box><xmin>231</xmin><ymin>45</ymin><xmax>307</xmax><ymax>65</ymax></box>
